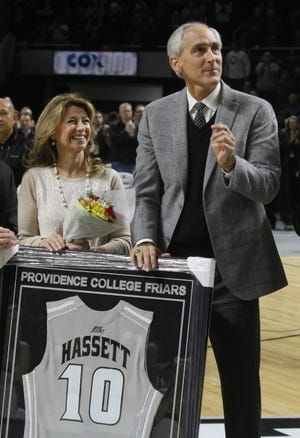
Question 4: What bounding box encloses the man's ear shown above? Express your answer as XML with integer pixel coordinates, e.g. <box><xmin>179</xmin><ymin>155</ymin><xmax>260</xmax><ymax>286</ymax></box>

<box><xmin>169</xmin><ymin>56</ymin><xmax>181</xmax><ymax>75</ymax></box>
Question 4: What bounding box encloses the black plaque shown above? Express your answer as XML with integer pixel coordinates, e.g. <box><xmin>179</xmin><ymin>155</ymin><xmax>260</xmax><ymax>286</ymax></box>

<box><xmin>0</xmin><ymin>247</ymin><xmax>214</xmax><ymax>438</ymax></box>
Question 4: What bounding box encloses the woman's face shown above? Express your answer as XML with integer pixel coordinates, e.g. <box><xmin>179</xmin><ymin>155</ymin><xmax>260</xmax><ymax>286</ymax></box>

<box><xmin>289</xmin><ymin>117</ymin><xmax>298</xmax><ymax>130</ymax></box>
<box><xmin>53</xmin><ymin>105</ymin><xmax>92</xmax><ymax>155</ymax></box>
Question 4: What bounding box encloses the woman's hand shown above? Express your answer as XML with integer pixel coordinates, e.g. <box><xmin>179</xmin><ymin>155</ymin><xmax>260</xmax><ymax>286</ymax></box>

<box><xmin>41</xmin><ymin>233</ymin><xmax>66</xmax><ymax>253</ymax></box>
<box><xmin>66</xmin><ymin>239</ymin><xmax>90</xmax><ymax>251</ymax></box>
<box><xmin>0</xmin><ymin>227</ymin><xmax>18</xmax><ymax>249</ymax></box>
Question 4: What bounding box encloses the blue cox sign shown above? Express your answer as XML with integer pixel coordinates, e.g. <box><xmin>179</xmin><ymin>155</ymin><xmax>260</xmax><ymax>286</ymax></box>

<box><xmin>53</xmin><ymin>51</ymin><xmax>138</xmax><ymax>76</ymax></box>
<box><xmin>67</xmin><ymin>53</ymin><xmax>104</xmax><ymax>69</ymax></box>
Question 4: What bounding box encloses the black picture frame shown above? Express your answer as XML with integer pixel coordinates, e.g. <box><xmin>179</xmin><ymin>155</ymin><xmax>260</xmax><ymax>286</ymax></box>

<box><xmin>0</xmin><ymin>247</ymin><xmax>214</xmax><ymax>438</ymax></box>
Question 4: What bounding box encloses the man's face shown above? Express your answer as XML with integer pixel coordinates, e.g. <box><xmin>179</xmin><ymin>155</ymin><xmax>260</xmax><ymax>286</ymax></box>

<box><xmin>94</xmin><ymin>112</ymin><xmax>103</xmax><ymax>128</ymax></box>
<box><xmin>0</xmin><ymin>99</ymin><xmax>15</xmax><ymax>135</ymax></box>
<box><xmin>120</xmin><ymin>105</ymin><xmax>133</xmax><ymax>123</ymax></box>
<box><xmin>170</xmin><ymin>25</ymin><xmax>222</xmax><ymax>95</ymax></box>
<box><xmin>134</xmin><ymin>106</ymin><xmax>144</xmax><ymax>123</ymax></box>
<box><xmin>20</xmin><ymin>114</ymin><xmax>32</xmax><ymax>131</ymax></box>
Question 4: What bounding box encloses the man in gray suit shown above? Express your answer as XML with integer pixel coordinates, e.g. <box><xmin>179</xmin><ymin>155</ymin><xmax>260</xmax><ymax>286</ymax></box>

<box><xmin>130</xmin><ymin>22</ymin><xmax>288</xmax><ymax>438</ymax></box>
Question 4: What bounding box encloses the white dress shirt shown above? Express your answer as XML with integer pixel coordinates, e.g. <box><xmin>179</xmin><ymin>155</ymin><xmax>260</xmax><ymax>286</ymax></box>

<box><xmin>187</xmin><ymin>82</ymin><xmax>220</xmax><ymax>123</ymax></box>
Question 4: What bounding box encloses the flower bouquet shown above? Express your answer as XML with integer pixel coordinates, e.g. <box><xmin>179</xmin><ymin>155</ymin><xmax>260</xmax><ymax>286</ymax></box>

<box><xmin>79</xmin><ymin>193</ymin><xmax>116</xmax><ymax>223</ymax></box>
<box><xmin>63</xmin><ymin>189</ymin><xmax>135</xmax><ymax>242</ymax></box>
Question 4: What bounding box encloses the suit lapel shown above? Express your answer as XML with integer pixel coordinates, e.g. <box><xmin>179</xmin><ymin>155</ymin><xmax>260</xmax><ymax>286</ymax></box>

<box><xmin>167</xmin><ymin>84</ymin><xmax>239</xmax><ymax>193</ymax></box>
<box><xmin>204</xmin><ymin>82</ymin><xmax>239</xmax><ymax>189</ymax></box>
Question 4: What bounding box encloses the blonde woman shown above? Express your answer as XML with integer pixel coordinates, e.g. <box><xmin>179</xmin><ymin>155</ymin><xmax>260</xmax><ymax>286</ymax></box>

<box><xmin>18</xmin><ymin>93</ymin><xmax>131</xmax><ymax>254</ymax></box>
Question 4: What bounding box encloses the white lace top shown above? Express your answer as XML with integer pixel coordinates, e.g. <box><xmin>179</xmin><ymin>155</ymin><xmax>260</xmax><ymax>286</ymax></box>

<box><xmin>18</xmin><ymin>166</ymin><xmax>131</xmax><ymax>254</ymax></box>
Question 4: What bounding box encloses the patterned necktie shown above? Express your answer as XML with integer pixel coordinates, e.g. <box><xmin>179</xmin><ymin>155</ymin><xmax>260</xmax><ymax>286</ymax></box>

<box><xmin>193</xmin><ymin>101</ymin><xmax>207</xmax><ymax>129</ymax></box>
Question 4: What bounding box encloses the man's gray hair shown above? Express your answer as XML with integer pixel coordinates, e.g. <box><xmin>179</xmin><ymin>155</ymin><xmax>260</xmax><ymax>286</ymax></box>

<box><xmin>119</xmin><ymin>102</ymin><xmax>132</xmax><ymax>112</ymax></box>
<box><xmin>167</xmin><ymin>21</ymin><xmax>222</xmax><ymax>58</ymax></box>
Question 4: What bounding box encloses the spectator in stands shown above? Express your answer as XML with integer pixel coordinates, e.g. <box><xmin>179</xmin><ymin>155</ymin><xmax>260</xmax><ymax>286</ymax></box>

<box><xmin>241</xmin><ymin>5</ymin><xmax>265</xmax><ymax>48</ymax></box>
<box><xmin>20</xmin><ymin>106</ymin><xmax>35</xmax><ymax>126</ymax></box>
<box><xmin>254</xmin><ymin>50</ymin><xmax>280</xmax><ymax>109</ymax></box>
<box><xmin>82</xmin><ymin>0</ymin><xmax>105</xmax><ymax>47</ymax></box>
<box><xmin>20</xmin><ymin>106</ymin><xmax>33</xmax><ymax>116</ymax></box>
<box><xmin>7</xmin><ymin>0</ymin><xmax>296</xmax><ymax>50</ymax></box>
<box><xmin>102</xmin><ymin>1</ymin><xmax>129</xmax><ymax>46</ymax></box>
<box><xmin>276</xmin><ymin>66</ymin><xmax>297</xmax><ymax>110</ymax></box>
<box><xmin>0</xmin><ymin>97</ymin><xmax>32</xmax><ymax>187</ymax></box>
<box><xmin>92</xmin><ymin>110</ymin><xmax>111</xmax><ymax>163</ymax></box>
<box><xmin>107</xmin><ymin>111</ymin><xmax>119</xmax><ymax>124</ymax></box>
<box><xmin>151</xmin><ymin>0</ymin><xmax>172</xmax><ymax>45</ymax></box>
<box><xmin>281</xmin><ymin>92</ymin><xmax>300</xmax><ymax>118</ymax></box>
<box><xmin>46</xmin><ymin>14</ymin><xmax>70</xmax><ymax>44</ymax></box>
<box><xmin>10</xmin><ymin>0</ymin><xmax>37</xmax><ymax>43</ymax></box>
<box><xmin>14</xmin><ymin>109</ymin><xmax>21</xmax><ymax>129</ymax></box>
<box><xmin>280</xmin><ymin>115</ymin><xmax>300</xmax><ymax>224</ymax></box>
<box><xmin>17</xmin><ymin>93</ymin><xmax>131</xmax><ymax>254</ymax></box>
<box><xmin>133</xmin><ymin>104</ymin><xmax>145</xmax><ymax>125</ymax></box>
<box><xmin>17</xmin><ymin>111</ymin><xmax>35</xmax><ymax>148</ymax></box>
<box><xmin>0</xmin><ymin>160</ymin><xmax>18</xmax><ymax>305</ymax></box>
<box><xmin>190</xmin><ymin>4</ymin><xmax>211</xmax><ymax>23</ymax></box>
<box><xmin>127</xmin><ymin>1</ymin><xmax>153</xmax><ymax>46</ymax></box>
<box><xmin>69</xmin><ymin>2</ymin><xmax>87</xmax><ymax>45</ymax></box>
<box><xmin>0</xmin><ymin>160</ymin><xmax>18</xmax><ymax>249</ymax></box>
<box><xmin>107</xmin><ymin>102</ymin><xmax>138</xmax><ymax>174</ymax></box>
<box><xmin>223</xmin><ymin>39</ymin><xmax>251</xmax><ymax>91</ymax></box>
<box><xmin>93</xmin><ymin>110</ymin><xmax>105</xmax><ymax>136</ymax></box>
<box><xmin>214</xmin><ymin>0</ymin><xmax>232</xmax><ymax>46</ymax></box>
<box><xmin>262</xmin><ymin>5</ymin><xmax>287</xmax><ymax>46</ymax></box>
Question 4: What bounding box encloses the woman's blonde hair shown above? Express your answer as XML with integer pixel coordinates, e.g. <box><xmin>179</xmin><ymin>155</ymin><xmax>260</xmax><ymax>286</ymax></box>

<box><xmin>25</xmin><ymin>93</ymin><xmax>103</xmax><ymax>175</ymax></box>
<box><xmin>285</xmin><ymin>115</ymin><xmax>299</xmax><ymax>130</ymax></box>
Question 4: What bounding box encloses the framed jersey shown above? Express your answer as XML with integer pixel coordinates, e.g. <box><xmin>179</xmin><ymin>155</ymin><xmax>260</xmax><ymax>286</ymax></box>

<box><xmin>0</xmin><ymin>247</ymin><xmax>214</xmax><ymax>438</ymax></box>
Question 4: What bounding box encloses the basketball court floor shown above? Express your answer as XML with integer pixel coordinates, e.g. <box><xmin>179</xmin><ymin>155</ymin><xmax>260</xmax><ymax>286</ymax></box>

<box><xmin>199</xmin><ymin>229</ymin><xmax>300</xmax><ymax>437</ymax></box>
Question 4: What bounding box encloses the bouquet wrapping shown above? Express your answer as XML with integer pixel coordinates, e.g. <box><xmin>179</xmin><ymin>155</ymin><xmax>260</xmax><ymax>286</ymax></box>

<box><xmin>63</xmin><ymin>189</ymin><xmax>135</xmax><ymax>242</ymax></box>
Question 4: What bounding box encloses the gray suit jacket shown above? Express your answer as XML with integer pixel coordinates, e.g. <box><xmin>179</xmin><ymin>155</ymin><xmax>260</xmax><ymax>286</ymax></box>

<box><xmin>131</xmin><ymin>81</ymin><xmax>287</xmax><ymax>299</ymax></box>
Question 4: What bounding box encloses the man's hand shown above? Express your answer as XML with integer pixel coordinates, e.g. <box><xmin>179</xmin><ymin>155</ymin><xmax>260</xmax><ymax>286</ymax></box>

<box><xmin>124</xmin><ymin>120</ymin><xmax>135</xmax><ymax>137</ymax></box>
<box><xmin>130</xmin><ymin>243</ymin><xmax>171</xmax><ymax>271</ymax></box>
<box><xmin>211</xmin><ymin>122</ymin><xmax>236</xmax><ymax>172</ymax></box>
<box><xmin>130</xmin><ymin>243</ymin><xmax>161</xmax><ymax>272</ymax></box>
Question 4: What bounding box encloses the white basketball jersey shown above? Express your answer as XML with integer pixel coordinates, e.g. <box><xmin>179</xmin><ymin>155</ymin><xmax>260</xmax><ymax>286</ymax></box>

<box><xmin>22</xmin><ymin>296</ymin><xmax>163</xmax><ymax>437</ymax></box>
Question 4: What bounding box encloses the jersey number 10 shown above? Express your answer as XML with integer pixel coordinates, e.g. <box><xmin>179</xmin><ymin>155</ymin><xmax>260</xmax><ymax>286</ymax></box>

<box><xmin>59</xmin><ymin>363</ymin><xmax>124</xmax><ymax>424</ymax></box>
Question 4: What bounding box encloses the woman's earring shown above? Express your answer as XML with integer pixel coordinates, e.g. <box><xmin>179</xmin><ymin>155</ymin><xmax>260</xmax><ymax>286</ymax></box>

<box><xmin>51</xmin><ymin>140</ymin><xmax>56</xmax><ymax>147</ymax></box>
